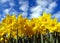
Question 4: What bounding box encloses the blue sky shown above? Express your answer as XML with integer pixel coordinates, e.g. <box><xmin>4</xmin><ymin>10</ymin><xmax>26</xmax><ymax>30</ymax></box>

<box><xmin>0</xmin><ymin>0</ymin><xmax>60</xmax><ymax>22</ymax></box>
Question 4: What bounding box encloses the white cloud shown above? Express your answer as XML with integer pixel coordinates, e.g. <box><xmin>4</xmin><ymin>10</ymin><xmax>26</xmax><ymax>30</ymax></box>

<box><xmin>3</xmin><ymin>8</ymin><xmax>13</xmax><ymax>14</ymax></box>
<box><xmin>36</xmin><ymin>0</ymin><xmax>49</xmax><ymax>7</ymax></box>
<box><xmin>52</xmin><ymin>11</ymin><xmax>60</xmax><ymax>21</ymax></box>
<box><xmin>36</xmin><ymin>0</ymin><xmax>52</xmax><ymax>4</ymax></box>
<box><xmin>19</xmin><ymin>0</ymin><xmax>28</xmax><ymax>5</ymax></box>
<box><xmin>19</xmin><ymin>4</ymin><xmax>28</xmax><ymax>12</ymax></box>
<box><xmin>0</xmin><ymin>0</ymin><xmax>9</xmax><ymax>3</ymax></box>
<box><xmin>31</xmin><ymin>6</ymin><xmax>41</xmax><ymax>12</ymax></box>
<box><xmin>3</xmin><ymin>9</ymin><xmax>10</xmax><ymax>14</ymax></box>
<box><xmin>19</xmin><ymin>0</ymin><xmax>29</xmax><ymax>17</ymax></box>
<box><xmin>30</xmin><ymin>0</ymin><xmax>57</xmax><ymax>18</ymax></box>
<box><xmin>29</xmin><ymin>12</ymin><xmax>42</xmax><ymax>18</ymax></box>
<box><xmin>52</xmin><ymin>11</ymin><xmax>60</xmax><ymax>18</ymax></box>
<box><xmin>48</xmin><ymin>2</ymin><xmax>57</xmax><ymax>9</ymax></box>
<box><xmin>1</xmin><ymin>0</ymin><xmax>15</xmax><ymax>16</ymax></box>
<box><xmin>30</xmin><ymin>6</ymin><xmax>44</xmax><ymax>18</ymax></box>
<box><xmin>45</xmin><ymin>2</ymin><xmax>57</xmax><ymax>13</ymax></box>
<box><xmin>3</xmin><ymin>8</ymin><xmax>18</xmax><ymax>16</ymax></box>
<box><xmin>0</xmin><ymin>14</ymin><xmax>5</xmax><ymax>22</ymax></box>
<box><xmin>9</xmin><ymin>9</ymin><xmax>18</xmax><ymax>15</ymax></box>
<box><xmin>0</xmin><ymin>0</ymin><xmax>15</xmax><ymax>8</ymax></box>
<box><xmin>44</xmin><ymin>8</ymin><xmax>53</xmax><ymax>13</ymax></box>
<box><xmin>19</xmin><ymin>1</ymin><xmax>28</xmax><ymax>12</ymax></box>
<box><xmin>20</xmin><ymin>12</ymin><xmax>28</xmax><ymax>18</ymax></box>
<box><xmin>9</xmin><ymin>2</ymin><xmax>15</xmax><ymax>7</ymax></box>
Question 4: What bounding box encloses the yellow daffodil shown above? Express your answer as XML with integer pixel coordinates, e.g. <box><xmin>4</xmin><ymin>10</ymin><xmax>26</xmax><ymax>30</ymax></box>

<box><xmin>0</xmin><ymin>12</ymin><xmax>59</xmax><ymax>40</ymax></box>
<box><xmin>56</xmin><ymin>22</ymin><xmax>60</xmax><ymax>32</ymax></box>
<box><xmin>38</xmin><ymin>12</ymin><xmax>51</xmax><ymax>25</ymax></box>
<box><xmin>40</xmin><ymin>25</ymin><xmax>47</xmax><ymax>34</ymax></box>
<box><xmin>47</xmin><ymin>18</ymin><xmax>57</xmax><ymax>32</ymax></box>
<box><xmin>11</xmin><ymin>32</ymin><xmax>17</xmax><ymax>39</ymax></box>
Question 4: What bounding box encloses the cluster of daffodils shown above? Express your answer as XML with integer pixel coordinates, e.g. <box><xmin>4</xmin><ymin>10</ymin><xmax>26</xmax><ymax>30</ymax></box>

<box><xmin>0</xmin><ymin>12</ymin><xmax>60</xmax><ymax>41</ymax></box>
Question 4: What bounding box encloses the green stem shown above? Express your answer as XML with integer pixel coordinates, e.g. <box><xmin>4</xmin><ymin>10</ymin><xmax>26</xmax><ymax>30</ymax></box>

<box><xmin>50</xmin><ymin>33</ymin><xmax>54</xmax><ymax>43</ymax></box>
<box><xmin>58</xmin><ymin>32</ymin><xmax>60</xmax><ymax>43</ymax></box>
<box><xmin>45</xmin><ymin>29</ymin><xmax>50</xmax><ymax>43</ymax></box>
<box><xmin>3</xmin><ymin>36</ymin><xmax>5</xmax><ymax>43</ymax></box>
<box><xmin>25</xmin><ymin>36</ymin><xmax>29</xmax><ymax>43</ymax></box>
<box><xmin>56</xmin><ymin>38</ymin><xmax>58</xmax><ymax>43</ymax></box>
<box><xmin>41</xmin><ymin>34</ymin><xmax>43</xmax><ymax>43</ymax></box>
<box><xmin>22</xmin><ymin>38</ymin><xmax>24</xmax><ymax>43</ymax></box>
<box><xmin>10</xmin><ymin>33</ymin><xmax>12</xmax><ymax>43</ymax></box>
<box><xmin>16</xmin><ymin>29</ymin><xmax>18</xmax><ymax>43</ymax></box>
<box><xmin>56</xmin><ymin>32</ymin><xmax>58</xmax><ymax>43</ymax></box>
<box><xmin>33</xmin><ymin>35</ymin><xmax>36</xmax><ymax>43</ymax></box>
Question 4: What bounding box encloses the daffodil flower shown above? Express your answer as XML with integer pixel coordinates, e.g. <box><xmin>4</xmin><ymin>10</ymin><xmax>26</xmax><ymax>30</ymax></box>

<box><xmin>47</xmin><ymin>18</ymin><xmax>57</xmax><ymax>32</ymax></box>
